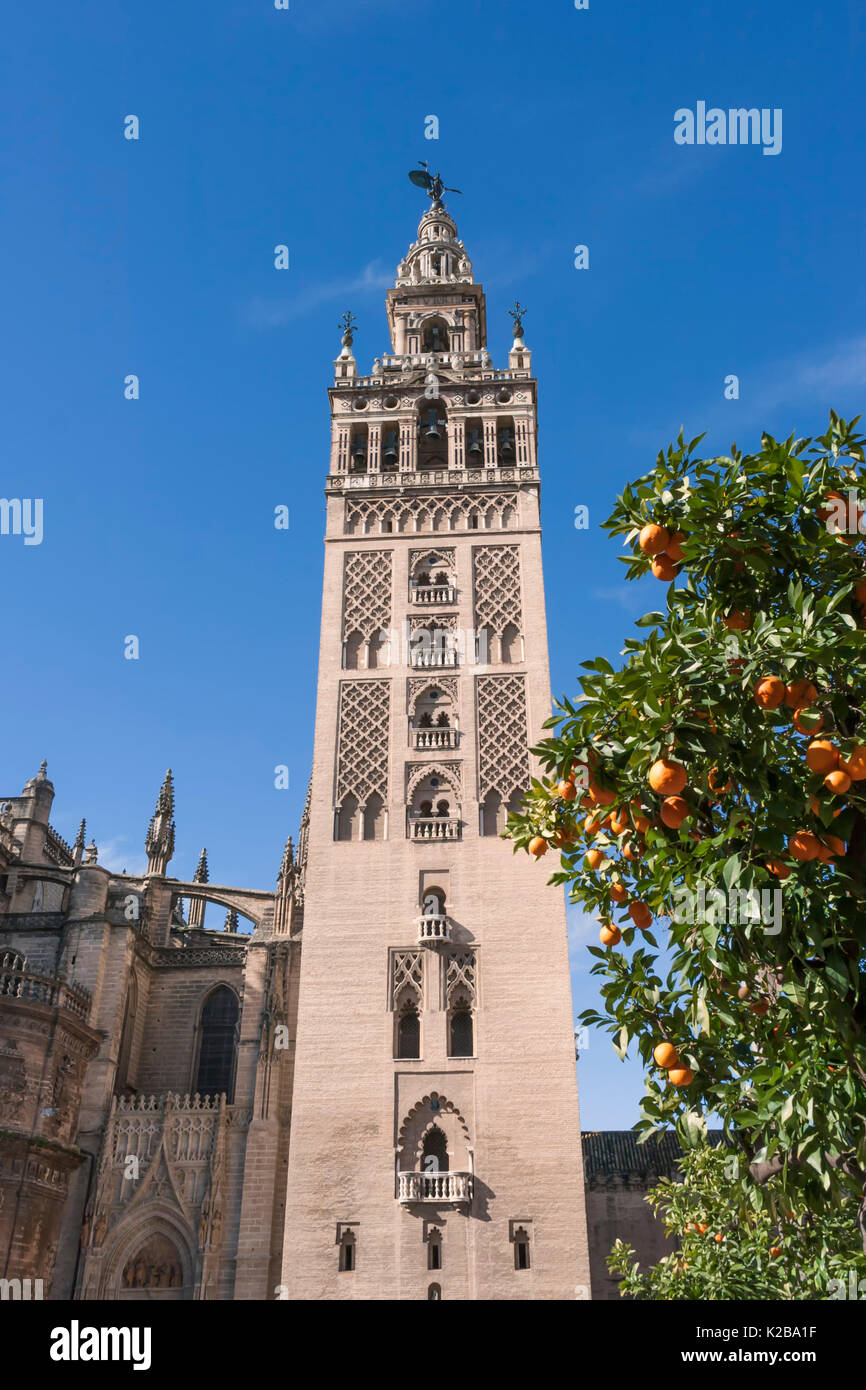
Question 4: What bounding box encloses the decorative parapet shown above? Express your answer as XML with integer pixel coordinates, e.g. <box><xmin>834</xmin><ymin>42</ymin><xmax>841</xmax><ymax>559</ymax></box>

<box><xmin>0</xmin><ymin>961</ymin><xmax>91</xmax><ymax>1021</ymax></box>
<box><xmin>397</xmin><ymin>1171</ymin><xmax>473</xmax><ymax>1205</ymax></box>
<box><xmin>416</xmin><ymin>914</ymin><xmax>451</xmax><ymax>944</ymax></box>
<box><xmin>327</xmin><ymin>465</ymin><xmax>538</xmax><ymax>492</ymax></box>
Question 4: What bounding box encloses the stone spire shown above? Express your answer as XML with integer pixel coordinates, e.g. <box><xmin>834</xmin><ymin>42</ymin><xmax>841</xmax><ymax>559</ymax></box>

<box><xmin>73</xmin><ymin>818</ymin><xmax>86</xmax><ymax>867</ymax></box>
<box><xmin>145</xmin><ymin>770</ymin><xmax>176</xmax><ymax>876</ymax></box>
<box><xmin>193</xmin><ymin>847</ymin><xmax>209</xmax><ymax>883</ymax></box>
<box><xmin>186</xmin><ymin>845</ymin><xmax>209</xmax><ymax>927</ymax></box>
<box><xmin>224</xmin><ymin>907</ymin><xmax>238</xmax><ymax>933</ymax></box>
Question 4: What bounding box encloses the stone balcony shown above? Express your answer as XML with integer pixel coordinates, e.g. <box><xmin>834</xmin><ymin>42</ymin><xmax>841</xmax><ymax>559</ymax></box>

<box><xmin>0</xmin><ymin>960</ymin><xmax>92</xmax><ymax>1021</ymax></box>
<box><xmin>416</xmin><ymin>913</ymin><xmax>451</xmax><ymax>944</ymax></box>
<box><xmin>412</xmin><ymin>728</ymin><xmax>458</xmax><ymax>751</ymax></box>
<box><xmin>410</xmin><ymin>647</ymin><xmax>458</xmax><ymax>669</ymax></box>
<box><xmin>410</xmin><ymin>816</ymin><xmax>461</xmax><ymax>842</ymax></box>
<box><xmin>397</xmin><ymin>1171</ymin><xmax>473</xmax><ymax>1205</ymax></box>
<box><xmin>411</xmin><ymin>584</ymin><xmax>457</xmax><ymax>606</ymax></box>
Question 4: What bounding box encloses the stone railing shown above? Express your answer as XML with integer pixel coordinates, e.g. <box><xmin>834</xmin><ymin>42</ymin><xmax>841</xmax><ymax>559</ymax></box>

<box><xmin>416</xmin><ymin>914</ymin><xmax>451</xmax><ymax>944</ymax></box>
<box><xmin>0</xmin><ymin>963</ymin><xmax>91</xmax><ymax>1020</ymax></box>
<box><xmin>397</xmin><ymin>1171</ymin><xmax>473</xmax><ymax>1204</ymax></box>
<box><xmin>410</xmin><ymin>817</ymin><xmax>461</xmax><ymax>842</ymax></box>
<box><xmin>326</xmin><ymin>466</ymin><xmax>538</xmax><ymax>491</ymax></box>
<box><xmin>411</xmin><ymin>647</ymin><xmax>458</xmax><ymax>669</ymax></box>
<box><xmin>413</xmin><ymin>728</ymin><xmax>458</xmax><ymax>750</ymax></box>
<box><xmin>411</xmin><ymin>584</ymin><xmax>456</xmax><ymax>605</ymax></box>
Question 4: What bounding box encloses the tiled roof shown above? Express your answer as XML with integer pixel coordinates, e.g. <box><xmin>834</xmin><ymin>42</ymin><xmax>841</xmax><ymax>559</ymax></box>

<box><xmin>581</xmin><ymin>1129</ymin><xmax>725</xmax><ymax>1181</ymax></box>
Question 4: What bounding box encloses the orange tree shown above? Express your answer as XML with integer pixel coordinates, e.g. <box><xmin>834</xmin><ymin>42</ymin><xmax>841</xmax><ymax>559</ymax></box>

<box><xmin>509</xmin><ymin>413</ymin><xmax>866</xmax><ymax>1255</ymax></box>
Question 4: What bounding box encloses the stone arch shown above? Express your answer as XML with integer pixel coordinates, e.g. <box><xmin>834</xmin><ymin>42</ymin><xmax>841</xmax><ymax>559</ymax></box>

<box><xmin>407</xmin><ymin>762</ymin><xmax>461</xmax><ymax>804</ymax></box>
<box><xmin>99</xmin><ymin>1204</ymin><xmax>196</xmax><ymax>1300</ymax></box>
<box><xmin>398</xmin><ymin>1092</ymin><xmax>472</xmax><ymax>1173</ymax></box>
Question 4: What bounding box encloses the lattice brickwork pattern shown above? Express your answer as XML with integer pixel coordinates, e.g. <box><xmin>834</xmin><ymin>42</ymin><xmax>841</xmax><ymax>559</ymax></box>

<box><xmin>392</xmin><ymin>951</ymin><xmax>424</xmax><ymax>1009</ymax></box>
<box><xmin>446</xmin><ymin>952</ymin><xmax>476</xmax><ymax>1007</ymax></box>
<box><xmin>473</xmin><ymin>546</ymin><xmax>522</xmax><ymax>637</ymax></box>
<box><xmin>342</xmin><ymin>550</ymin><xmax>393</xmax><ymax>639</ymax></box>
<box><xmin>345</xmin><ymin>492</ymin><xmax>517</xmax><ymax>535</ymax></box>
<box><xmin>336</xmin><ymin>681</ymin><xmax>390</xmax><ymax>807</ymax></box>
<box><xmin>476</xmin><ymin>674</ymin><xmax>531</xmax><ymax>802</ymax></box>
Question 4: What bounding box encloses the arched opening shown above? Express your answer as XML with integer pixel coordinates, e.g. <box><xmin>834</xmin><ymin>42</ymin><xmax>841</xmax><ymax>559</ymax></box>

<box><xmin>381</xmin><ymin>428</ymin><xmax>399</xmax><ymax>471</ymax></box>
<box><xmin>396</xmin><ymin>1005</ymin><xmax>420</xmax><ymax>1060</ymax></box>
<box><xmin>496</xmin><ymin>415</ymin><xmax>516</xmax><ymax>464</ymax></box>
<box><xmin>465</xmin><ymin>416</ymin><xmax>484</xmax><ymax>465</ymax></box>
<box><xmin>427</xmin><ymin>1228</ymin><xmax>443</xmax><ymax>1271</ymax></box>
<box><xmin>422</xmin><ymin>316</ymin><xmax>450</xmax><ymax>352</ymax></box>
<box><xmin>417</xmin><ymin>400</ymin><xmax>448</xmax><ymax>472</ymax></box>
<box><xmin>421</xmin><ymin>885</ymin><xmax>446</xmax><ymax>917</ymax></box>
<box><xmin>338</xmin><ymin>1229</ymin><xmax>356</xmax><ymax>1273</ymax></box>
<box><xmin>194</xmin><ymin>986</ymin><xmax>239</xmax><ymax>1102</ymax></box>
<box><xmin>481</xmin><ymin>789</ymin><xmax>502</xmax><ymax>837</ymax></box>
<box><xmin>422</xmin><ymin>1125</ymin><xmax>449</xmax><ymax>1172</ymax></box>
<box><xmin>363</xmin><ymin>791</ymin><xmax>386</xmax><ymax>842</ymax></box>
<box><xmin>514</xmin><ymin>1227</ymin><xmax>531</xmax><ymax>1271</ymax></box>
<box><xmin>501</xmin><ymin>622</ymin><xmax>521</xmax><ymax>664</ymax></box>
<box><xmin>336</xmin><ymin>793</ymin><xmax>359</xmax><ymax>842</ymax></box>
<box><xmin>344</xmin><ymin>630</ymin><xmax>364</xmax><ymax>670</ymax></box>
<box><xmin>449</xmin><ymin>1008</ymin><xmax>474</xmax><ymax>1058</ymax></box>
<box><xmin>349</xmin><ymin>424</ymin><xmax>368</xmax><ymax>472</ymax></box>
<box><xmin>427</xmin><ymin>1282</ymin><xmax>442</xmax><ymax>1300</ymax></box>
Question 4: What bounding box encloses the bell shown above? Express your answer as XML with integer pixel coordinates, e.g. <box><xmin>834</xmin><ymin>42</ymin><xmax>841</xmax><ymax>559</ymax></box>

<box><xmin>383</xmin><ymin>432</ymin><xmax>399</xmax><ymax>466</ymax></box>
<box><xmin>351</xmin><ymin>439</ymin><xmax>367</xmax><ymax>468</ymax></box>
<box><xmin>498</xmin><ymin>428</ymin><xmax>514</xmax><ymax>457</ymax></box>
<box><xmin>467</xmin><ymin>429</ymin><xmax>482</xmax><ymax>456</ymax></box>
<box><xmin>423</xmin><ymin>411</ymin><xmax>441</xmax><ymax>441</ymax></box>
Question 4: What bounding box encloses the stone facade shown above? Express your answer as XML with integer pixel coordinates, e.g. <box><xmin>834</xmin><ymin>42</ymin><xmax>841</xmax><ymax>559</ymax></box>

<box><xmin>0</xmin><ymin>194</ymin><xmax>664</xmax><ymax>1301</ymax></box>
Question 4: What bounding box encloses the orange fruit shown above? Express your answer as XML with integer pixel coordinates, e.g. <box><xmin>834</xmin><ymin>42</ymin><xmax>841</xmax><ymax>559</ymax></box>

<box><xmin>628</xmin><ymin>901</ymin><xmax>653</xmax><ymax>929</ymax></box>
<box><xmin>622</xmin><ymin>837</ymin><xmax>644</xmax><ymax>861</ymax></box>
<box><xmin>653</xmin><ymin>1041</ymin><xmax>679</xmax><ymax>1069</ymax></box>
<box><xmin>816</xmin><ymin>491</ymin><xmax>844</xmax><ymax>522</ymax></box>
<box><xmin>610</xmin><ymin>883</ymin><xmax>628</xmax><ymax>903</ymax></box>
<box><xmin>806</xmin><ymin>740</ymin><xmax>839</xmax><ymax>774</ymax></box>
<box><xmin>528</xmin><ymin>836</ymin><xmax>548</xmax><ymax>858</ymax></box>
<box><xmin>695</xmin><ymin>1223</ymin><xmax>708</xmax><ymax>1235</ymax></box>
<box><xmin>588</xmin><ymin>781</ymin><xmax>616</xmax><ymax>807</ymax></box>
<box><xmin>754</xmin><ymin>676</ymin><xmax>786</xmax><ymax>710</ymax></box>
<box><xmin>557</xmin><ymin>778</ymin><xmax>577</xmax><ymax>801</ymax></box>
<box><xmin>660</xmin><ymin>795</ymin><xmax>690</xmax><ymax>828</ymax></box>
<box><xmin>765</xmin><ymin>858</ymin><xmax>790</xmax><ymax>880</ymax></box>
<box><xmin>599</xmin><ymin>924</ymin><xmax>621</xmax><ymax>947</ymax></box>
<box><xmin>638</xmin><ymin>523</ymin><xmax>671</xmax><ymax>556</ymax></box>
<box><xmin>815</xmin><ymin>841</ymin><xmax>834</xmax><ymax>863</ymax></box>
<box><xmin>650</xmin><ymin>553</ymin><xmax>679</xmax><ymax>582</ymax></box>
<box><xmin>666</xmin><ymin>531</ymin><xmax>687</xmax><ymax>562</ymax></box>
<box><xmin>707</xmin><ymin>766</ymin><xmax>732</xmax><ymax>795</ymax></box>
<box><xmin>749</xmin><ymin>998</ymin><xmax>770</xmax><ymax>1016</ymax></box>
<box><xmin>824</xmin><ymin>835</ymin><xmax>846</xmax><ymax>858</ymax></box>
<box><xmin>842</xmin><ymin>745</ymin><xmax>866</xmax><ymax>780</ymax></box>
<box><xmin>769</xmin><ymin>1246</ymin><xmax>782</xmax><ymax>1259</ymax></box>
<box><xmin>723</xmin><ymin>609</ymin><xmax>751</xmax><ymax>631</ymax></box>
<box><xmin>824</xmin><ymin>768</ymin><xmax>851</xmax><ymax>794</ymax></box>
<box><xmin>785</xmin><ymin>679</ymin><xmax>818</xmax><ymax>709</ymax></box>
<box><xmin>649</xmin><ymin>758</ymin><xmax>687</xmax><ymax>795</ymax></box>
<box><xmin>585</xmin><ymin>848</ymin><xmax>604</xmax><ymax>869</ymax></box>
<box><xmin>792</xmin><ymin>706</ymin><xmax>824</xmax><ymax>735</ymax></box>
<box><xmin>609</xmin><ymin>808</ymin><xmax>630</xmax><ymax>835</ymax></box>
<box><xmin>668</xmin><ymin>1066</ymin><xmax>694</xmax><ymax>1087</ymax></box>
<box><xmin>714</xmin><ymin>1233</ymin><xmax>724</xmax><ymax>1244</ymax></box>
<box><xmin>788</xmin><ymin>831</ymin><xmax>820</xmax><ymax>862</ymax></box>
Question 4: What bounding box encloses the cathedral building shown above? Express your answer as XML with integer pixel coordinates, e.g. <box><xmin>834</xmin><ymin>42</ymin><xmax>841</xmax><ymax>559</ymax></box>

<box><xmin>0</xmin><ymin>183</ymin><xmax>640</xmax><ymax>1300</ymax></box>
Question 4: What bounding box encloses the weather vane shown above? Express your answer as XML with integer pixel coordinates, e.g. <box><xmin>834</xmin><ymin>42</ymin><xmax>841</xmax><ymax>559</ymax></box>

<box><xmin>408</xmin><ymin>161</ymin><xmax>462</xmax><ymax>211</ymax></box>
<box><xmin>338</xmin><ymin>310</ymin><xmax>357</xmax><ymax>347</ymax></box>
<box><xmin>509</xmin><ymin>301</ymin><xmax>527</xmax><ymax>338</ymax></box>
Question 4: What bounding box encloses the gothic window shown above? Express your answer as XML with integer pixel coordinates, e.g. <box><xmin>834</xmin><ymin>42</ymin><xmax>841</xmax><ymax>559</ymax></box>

<box><xmin>481</xmin><ymin>789</ymin><xmax>502</xmax><ymax>837</ymax></box>
<box><xmin>449</xmin><ymin>1008</ymin><xmax>474</xmax><ymax>1058</ymax></box>
<box><xmin>339</xmin><ymin>1229</ymin><xmax>356</xmax><ymax>1272</ymax></box>
<box><xmin>514</xmin><ymin>1227</ymin><xmax>531</xmax><ymax>1270</ymax></box>
<box><xmin>396</xmin><ymin>1006</ymin><xmax>420</xmax><ymax>1059</ymax></box>
<box><xmin>427</xmin><ymin>1228</ymin><xmax>443</xmax><ymax>1271</ymax></box>
<box><xmin>195</xmin><ymin>986</ymin><xmax>239</xmax><ymax>1102</ymax></box>
<box><xmin>422</xmin><ymin>1125</ymin><xmax>449</xmax><ymax>1172</ymax></box>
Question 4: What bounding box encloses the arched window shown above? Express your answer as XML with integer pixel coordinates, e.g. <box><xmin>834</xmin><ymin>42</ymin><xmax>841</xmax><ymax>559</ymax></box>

<box><xmin>344</xmin><ymin>630</ymin><xmax>364</xmax><ymax>670</ymax></box>
<box><xmin>339</xmin><ymin>1229</ymin><xmax>356</xmax><ymax>1272</ymax></box>
<box><xmin>422</xmin><ymin>1125</ymin><xmax>449</xmax><ymax>1172</ymax></box>
<box><xmin>396</xmin><ymin>1006</ymin><xmax>420</xmax><ymax>1060</ymax></box>
<box><xmin>336</xmin><ymin>793</ymin><xmax>359</xmax><ymax>842</ymax></box>
<box><xmin>195</xmin><ymin>986</ymin><xmax>239</xmax><ymax>1102</ymax></box>
<box><xmin>363</xmin><ymin>792</ymin><xmax>386</xmax><ymax>842</ymax></box>
<box><xmin>482</xmin><ymin>789</ymin><xmax>502</xmax><ymax>837</ymax></box>
<box><xmin>514</xmin><ymin>1227</ymin><xmax>531</xmax><ymax>1270</ymax></box>
<box><xmin>427</xmin><ymin>1282</ymin><xmax>442</xmax><ymax>1300</ymax></box>
<box><xmin>449</xmin><ymin>1008</ymin><xmax>474</xmax><ymax>1058</ymax></box>
<box><xmin>427</xmin><ymin>1228</ymin><xmax>443</xmax><ymax>1271</ymax></box>
<box><xmin>501</xmin><ymin>622</ymin><xmax>521</xmax><ymax>664</ymax></box>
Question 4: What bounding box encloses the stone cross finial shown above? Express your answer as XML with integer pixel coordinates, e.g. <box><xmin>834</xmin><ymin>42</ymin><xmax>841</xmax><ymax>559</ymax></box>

<box><xmin>508</xmin><ymin>300</ymin><xmax>527</xmax><ymax>339</ymax></box>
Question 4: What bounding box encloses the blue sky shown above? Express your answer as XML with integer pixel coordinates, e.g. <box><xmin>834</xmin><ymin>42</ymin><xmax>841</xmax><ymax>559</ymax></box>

<box><xmin>3</xmin><ymin>0</ymin><xmax>865</xmax><ymax>1129</ymax></box>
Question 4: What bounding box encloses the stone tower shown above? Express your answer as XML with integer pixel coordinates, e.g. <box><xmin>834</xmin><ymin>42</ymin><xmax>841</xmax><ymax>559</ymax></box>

<box><xmin>280</xmin><ymin>185</ymin><xmax>590</xmax><ymax>1299</ymax></box>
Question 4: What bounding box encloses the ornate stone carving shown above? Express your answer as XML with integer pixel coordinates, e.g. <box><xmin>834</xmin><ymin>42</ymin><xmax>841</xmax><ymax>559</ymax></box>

<box><xmin>345</xmin><ymin>490</ymin><xmax>518</xmax><ymax>536</ymax></box>
<box><xmin>472</xmin><ymin>545</ymin><xmax>523</xmax><ymax>638</ymax></box>
<box><xmin>392</xmin><ymin>951</ymin><xmax>423</xmax><ymax>1010</ymax></box>
<box><xmin>476</xmin><ymin>674</ymin><xmax>531</xmax><ymax>803</ymax></box>
<box><xmin>342</xmin><ymin>550</ymin><xmax>393</xmax><ymax>639</ymax></box>
<box><xmin>446</xmin><ymin>951</ymin><xmax>476</xmax><ymax>1008</ymax></box>
<box><xmin>336</xmin><ymin>680</ymin><xmax>390</xmax><ymax>808</ymax></box>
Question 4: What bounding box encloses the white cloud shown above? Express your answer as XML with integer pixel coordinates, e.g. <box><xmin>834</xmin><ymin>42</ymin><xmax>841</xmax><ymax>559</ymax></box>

<box><xmin>243</xmin><ymin>260</ymin><xmax>392</xmax><ymax>331</ymax></box>
<box><xmin>93</xmin><ymin>838</ymin><xmax>147</xmax><ymax>875</ymax></box>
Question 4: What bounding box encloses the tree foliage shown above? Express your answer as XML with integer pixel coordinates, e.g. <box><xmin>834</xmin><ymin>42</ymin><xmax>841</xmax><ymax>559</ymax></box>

<box><xmin>509</xmin><ymin>413</ymin><xmax>866</xmax><ymax>1251</ymax></box>
<box><xmin>608</xmin><ymin>1143</ymin><xmax>866</xmax><ymax>1300</ymax></box>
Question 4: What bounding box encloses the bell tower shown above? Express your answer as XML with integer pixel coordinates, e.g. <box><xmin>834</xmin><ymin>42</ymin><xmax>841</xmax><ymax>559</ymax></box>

<box><xmin>281</xmin><ymin>175</ymin><xmax>590</xmax><ymax>1300</ymax></box>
